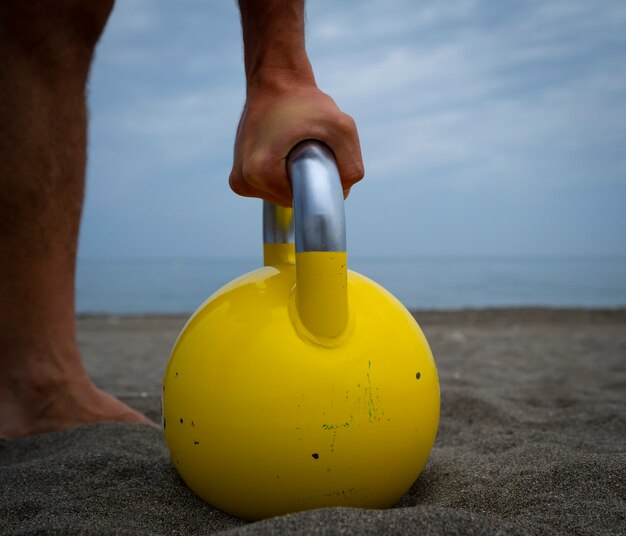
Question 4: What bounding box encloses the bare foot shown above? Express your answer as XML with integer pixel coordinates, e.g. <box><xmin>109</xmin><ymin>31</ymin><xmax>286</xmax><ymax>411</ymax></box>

<box><xmin>0</xmin><ymin>373</ymin><xmax>159</xmax><ymax>439</ymax></box>
<box><xmin>0</xmin><ymin>0</ymin><xmax>154</xmax><ymax>440</ymax></box>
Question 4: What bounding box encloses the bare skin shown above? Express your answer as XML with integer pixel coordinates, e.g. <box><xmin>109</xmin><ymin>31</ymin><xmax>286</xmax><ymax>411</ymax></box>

<box><xmin>231</xmin><ymin>0</ymin><xmax>364</xmax><ymax>206</ymax></box>
<box><xmin>0</xmin><ymin>0</ymin><xmax>363</xmax><ymax>438</ymax></box>
<box><xmin>0</xmin><ymin>0</ymin><xmax>153</xmax><ymax>437</ymax></box>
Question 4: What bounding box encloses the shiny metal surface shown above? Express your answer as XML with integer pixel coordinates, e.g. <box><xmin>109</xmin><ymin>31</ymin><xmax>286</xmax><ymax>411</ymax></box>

<box><xmin>287</xmin><ymin>140</ymin><xmax>347</xmax><ymax>253</ymax></box>
<box><xmin>262</xmin><ymin>202</ymin><xmax>294</xmax><ymax>244</ymax></box>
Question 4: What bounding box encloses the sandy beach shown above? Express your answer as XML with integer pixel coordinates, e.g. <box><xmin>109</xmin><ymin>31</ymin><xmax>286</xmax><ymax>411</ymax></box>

<box><xmin>1</xmin><ymin>309</ymin><xmax>624</xmax><ymax>535</ymax></box>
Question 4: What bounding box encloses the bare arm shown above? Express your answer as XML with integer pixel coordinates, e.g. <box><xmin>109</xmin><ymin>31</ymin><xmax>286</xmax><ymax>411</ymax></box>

<box><xmin>231</xmin><ymin>0</ymin><xmax>364</xmax><ymax>206</ymax></box>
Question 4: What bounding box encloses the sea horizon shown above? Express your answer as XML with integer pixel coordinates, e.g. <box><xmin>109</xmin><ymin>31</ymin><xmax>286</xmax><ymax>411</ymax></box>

<box><xmin>75</xmin><ymin>254</ymin><xmax>626</xmax><ymax>314</ymax></box>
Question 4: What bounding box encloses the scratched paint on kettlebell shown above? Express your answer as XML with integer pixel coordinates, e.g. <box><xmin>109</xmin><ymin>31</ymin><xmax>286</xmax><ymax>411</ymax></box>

<box><xmin>365</xmin><ymin>360</ymin><xmax>384</xmax><ymax>423</ymax></box>
<box><xmin>321</xmin><ymin>422</ymin><xmax>351</xmax><ymax>452</ymax></box>
<box><xmin>338</xmin><ymin>361</ymin><xmax>385</xmax><ymax>429</ymax></box>
<box><xmin>325</xmin><ymin>487</ymin><xmax>356</xmax><ymax>499</ymax></box>
<box><xmin>316</xmin><ymin>361</ymin><xmax>386</xmax><ymax>456</ymax></box>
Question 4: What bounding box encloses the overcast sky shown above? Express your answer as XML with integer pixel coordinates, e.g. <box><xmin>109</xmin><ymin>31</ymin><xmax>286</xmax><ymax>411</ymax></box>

<box><xmin>78</xmin><ymin>0</ymin><xmax>626</xmax><ymax>259</ymax></box>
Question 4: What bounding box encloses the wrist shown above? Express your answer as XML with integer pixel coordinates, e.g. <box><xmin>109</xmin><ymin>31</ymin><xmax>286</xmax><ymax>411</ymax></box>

<box><xmin>238</xmin><ymin>0</ymin><xmax>316</xmax><ymax>94</ymax></box>
<box><xmin>246</xmin><ymin>63</ymin><xmax>316</xmax><ymax>96</ymax></box>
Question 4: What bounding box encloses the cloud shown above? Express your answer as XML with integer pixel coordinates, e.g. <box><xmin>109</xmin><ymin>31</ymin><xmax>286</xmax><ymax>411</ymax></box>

<box><xmin>300</xmin><ymin>0</ymin><xmax>626</xmax><ymax>194</ymax></box>
<box><xmin>80</xmin><ymin>0</ymin><xmax>626</xmax><ymax>258</ymax></box>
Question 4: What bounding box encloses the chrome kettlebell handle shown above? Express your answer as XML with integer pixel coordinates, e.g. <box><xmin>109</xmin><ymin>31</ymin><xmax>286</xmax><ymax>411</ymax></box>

<box><xmin>262</xmin><ymin>140</ymin><xmax>346</xmax><ymax>254</ymax></box>
<box><xmin>288</xmin><ymin>141</ymin><xmax>346</xmax><ymax>253</ymax></box>
<box><xmin>262</xmin><ymin>140</ymin><xmax>348</xmax><ymax>339</ymax></box>
<box><xmin>262</xmin><ymin>203</ymin><xmax>294</xmax><ymax>245</ymax></box>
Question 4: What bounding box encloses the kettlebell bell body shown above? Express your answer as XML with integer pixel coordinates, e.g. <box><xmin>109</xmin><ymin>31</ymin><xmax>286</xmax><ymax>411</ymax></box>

<box><xmin>163</xmin><ymin>142</ymin><xmax>439</xmax><ymax>520</ymax></box>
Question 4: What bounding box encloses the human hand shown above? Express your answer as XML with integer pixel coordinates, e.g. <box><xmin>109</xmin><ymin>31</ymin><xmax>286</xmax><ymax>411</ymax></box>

<box><xmin>229</xmin><ymin>78</ymin><xmax>364</xmax><ymax>207</ymax></box>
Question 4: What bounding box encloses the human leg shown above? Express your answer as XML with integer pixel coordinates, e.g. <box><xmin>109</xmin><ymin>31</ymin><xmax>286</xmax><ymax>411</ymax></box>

<box><xmin>0</xmin><ymin>0</ymin><xmax>154</xmax><ymax>437</ymax></box>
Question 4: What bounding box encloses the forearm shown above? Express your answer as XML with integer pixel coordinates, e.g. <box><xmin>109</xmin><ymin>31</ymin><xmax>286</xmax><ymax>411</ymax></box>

<box><xmin>237</xmin><ymin>0</ymin><xmax>315</xmax><ymax>90</ymax></box>
<box><xmin>232</xmin><ymin>0</ymin><xmax>363</xmax><ymax>205</ymax></box>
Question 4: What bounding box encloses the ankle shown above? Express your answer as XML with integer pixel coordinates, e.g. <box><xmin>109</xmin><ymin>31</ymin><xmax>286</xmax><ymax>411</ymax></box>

<box><xmin>1</xmin><ymin>342</ymin><xmax>85</xmax><ymax>402</ymax></box>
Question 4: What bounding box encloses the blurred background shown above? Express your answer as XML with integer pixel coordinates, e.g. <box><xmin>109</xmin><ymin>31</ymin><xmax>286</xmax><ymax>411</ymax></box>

<box><xmin>77</xmin><ymin>0</ymin><xmax>626</xmax><ymax>313</ymax></box>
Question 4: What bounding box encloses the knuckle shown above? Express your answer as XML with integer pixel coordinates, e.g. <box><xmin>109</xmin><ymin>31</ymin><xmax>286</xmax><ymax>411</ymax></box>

<box><xmin>244</xmin><ymin>151</ymin><xmax>273</xmax><ymax>184</ymax></box>
<box><xmin>229</xmin><ymin>172</ymin><xmax>246</xmax><ymax>196</ymax></box>
<box><xmin>345</xmin><ymin>161</ymin><xmax>365</xmax><ymax>185</ymax></box>
<box><xmin>337</xmin><ymin>113</ymin><xmax>357</xmax><ymax>135</ymax></box>
<box><xmin>355</xmin><ymin>160</ymin><xmax>365</xmax><ymax>179</ymax></box>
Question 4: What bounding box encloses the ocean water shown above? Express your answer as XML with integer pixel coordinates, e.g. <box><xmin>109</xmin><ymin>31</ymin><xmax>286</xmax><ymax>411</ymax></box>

<box><xmin>75</xmin><ymin>256</ymin><xmax>626</xmax><ymax>314</ymax></box>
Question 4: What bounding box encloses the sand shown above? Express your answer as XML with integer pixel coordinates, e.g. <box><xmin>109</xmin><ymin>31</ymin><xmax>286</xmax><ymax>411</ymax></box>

<box><xmin>1</xmin><ymin>309</ymin><xmax>624</xmax><ymax>535</ymax></box>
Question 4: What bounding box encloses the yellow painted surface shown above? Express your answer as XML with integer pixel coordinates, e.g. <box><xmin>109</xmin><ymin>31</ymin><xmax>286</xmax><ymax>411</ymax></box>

<box><xmin>295</xmin><ymin>252</ymin><xmax>348</xmax><ymax>338</ymax></box>
<box><xmin>274</xmin><ymin>206</ymin><xmax>293</xmax><ymax>232</ymax></box>
<box><xmin>163</xmin><ymin>260</ymin><xmax>440</xmax><ymax>521</ymax></box>
<box><xmin>263</xmin><ymin>243</ymin><xmax>295</xmax><ymax>267</ymax></box>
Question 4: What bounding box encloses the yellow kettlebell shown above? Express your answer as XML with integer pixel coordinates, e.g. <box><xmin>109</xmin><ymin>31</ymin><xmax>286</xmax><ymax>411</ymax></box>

<box><xmin>162</xmin><ymin>141</ymin><xmax>439</xmax><ymax>520</ymax></box>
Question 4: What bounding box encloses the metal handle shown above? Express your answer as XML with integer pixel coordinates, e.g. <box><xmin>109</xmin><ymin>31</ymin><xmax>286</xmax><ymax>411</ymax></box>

<box><xmin>261</xmin><ymin>140</ymin><xmax>349</xmax><ymax>339</ymax></box>
<box><xmin>262</xmin><ymin>202</ymin><xmax>295</xmax><ymax>267</ymax></box>
<box><xmin>289</xmin><ymin>140</ymin><xmax>348</xmax><ymax>338</ymax></box>
<box><xmin>262</xmin><ymin>140</ymin><xmax>346</xmax><ymax>252</ymax></box>
<box><xmin>287</xmin><ymin>141</ymin><xmax>346</xmax><ymax>253</ymax></box>
<box><xmin>263</xmin><ymin>203</ymin><xmax>293</xmax><ymax>245</ymax></box>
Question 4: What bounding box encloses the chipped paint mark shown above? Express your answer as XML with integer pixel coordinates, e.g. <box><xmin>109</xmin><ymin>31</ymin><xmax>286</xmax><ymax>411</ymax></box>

<box><xmin>367</xmin><ymin>361</ymin><xmax>374</xmax><ymax>404</ymax></box>
<box><xmin>312</xmin><ymin>453</ymin><xmax>319</xmax><ymax>459</ymax></box>
<box><xmin>416</xmin><ymin>372</ymin><xmax>421</xmax><ymax>380</ymax></box>
<box><xmin>323</xmin><ymin>421</ymin><xmax>350</xmax><ymax>430</ymax></box>
<box><xmin>324</xmin><ymin>487</ymin><xmax>357</xmax><ymax>498</ymax></box>
<box><xmin>194</xmin><ymin>441</ymin><xmax>199</xmax><ymax>445</ymax></box>
<box><xmin>322</xmin><ymin>424</ymin><xmax>338</xmax><ymax>451</ymax></box>
<box><xmin>365</xmin><ymin>359</ymin><xmax>378</xmax><ymax>423</ymax></box>
<box><xmin>322</xmin><ymin>421</ymin><xmax>352</xmax><ymax>452</ymax></box>
<box><xmin>179</xmin><ymin>418</ymin><xmax>183</xmax><ymax>424</ymax></box>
